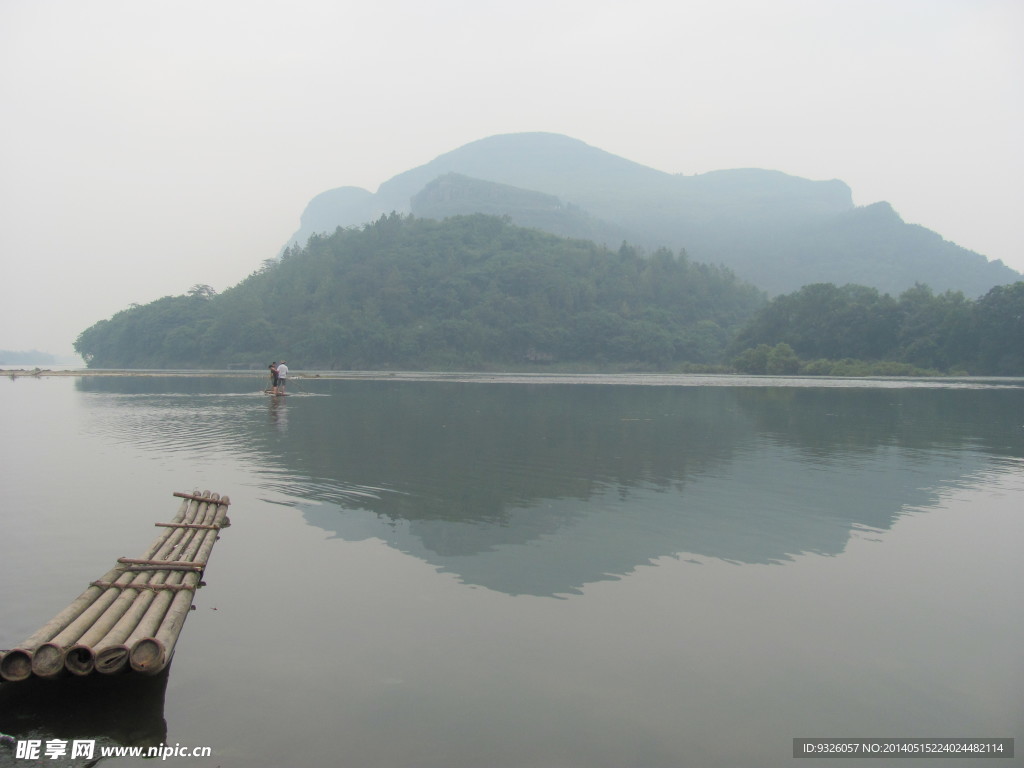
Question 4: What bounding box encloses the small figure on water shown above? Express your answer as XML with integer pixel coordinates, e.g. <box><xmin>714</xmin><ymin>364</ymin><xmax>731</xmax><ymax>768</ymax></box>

<box><xmin>268</xmin><ymin>362</ymin><xmax>278</xmax><ymax>394</ymax></box>
<box><xmin>274</xmin><ymin>361</ymin><xmax>289</xmax><ymax>395</ymax></box>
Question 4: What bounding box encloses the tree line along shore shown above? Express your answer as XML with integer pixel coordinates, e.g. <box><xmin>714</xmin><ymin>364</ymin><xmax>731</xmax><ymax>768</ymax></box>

<box><xmin>68</xmin><ymin>215</ymin><xmax>1024</xmax><ymax>377</ymax></box>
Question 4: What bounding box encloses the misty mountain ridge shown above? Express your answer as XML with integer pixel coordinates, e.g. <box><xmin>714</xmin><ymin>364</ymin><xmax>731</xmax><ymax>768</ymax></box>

<box><xmin>410</xmin><ymin>174</ymin><xmax>634</xmax><ymax>246</ymax></box>
<box><xmin>286</xmin><ymin>132</ymin><xmax>1019</xmax><ymax>297</ymax></box>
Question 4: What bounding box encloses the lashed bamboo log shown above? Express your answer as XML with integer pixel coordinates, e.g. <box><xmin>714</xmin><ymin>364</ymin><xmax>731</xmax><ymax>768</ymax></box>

<box><xmin>38</xmin><ymin>495</ymin><xmax>209</xmax><ymax>679</ymax></box>
<box><xmin>64</xmin><ymin>503</ymin><xmax>209</xmax><ymax>677</ymax></box>
<box><xmin>96</xmin><ymin>501</ymin><xmax>215</xmax><ymax>675</ymax></box>
<box><xmin>119</xmin><ymin>497</ymin><xmax>224</xmax><ymax>672</ymax></box>
<box><xmin>0</xmin><ymin>562</ymin><xmax>124</xmax><ymax>682</ymax></box>
<box><xmin>91</xmin><ymin>580</ymin><xmax>167</xmax><ymax>675</ymax></box>
<box><xmin>93</xmin><ymin>495</ymin><xmax>220</xmax><ymax>675</ymax></box>
<box><xmin>1</xmin><ymin>491</ymin><xmax>230</xmax><ymax>683</ymax></box>
<box><xmin>1</xmin><ymin>497</ymin><xmax>193</xmax><ymax>683</ymax></box>
<box><xmin>130</xmin><ymin>500</ymin><xmax>229</xmax><ymax>674</ymax></box>
<box><xmin>33</xmin><ymin>575</ymin><xmax>136</xmax><ymax>678</ymax></box>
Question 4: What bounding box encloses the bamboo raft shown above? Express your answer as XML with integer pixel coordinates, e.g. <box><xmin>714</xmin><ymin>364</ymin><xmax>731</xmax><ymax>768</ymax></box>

<box><xmin>0</xmin><ymin>491</ymin><xmax>231</xmax><ymax>683</ymax></box>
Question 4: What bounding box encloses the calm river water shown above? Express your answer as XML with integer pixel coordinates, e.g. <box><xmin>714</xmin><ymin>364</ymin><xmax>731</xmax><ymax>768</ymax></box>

<box><xmin>1</xmin><ymin>373</ymin><xmax>1022</xmax><ymax>767</ymax></box>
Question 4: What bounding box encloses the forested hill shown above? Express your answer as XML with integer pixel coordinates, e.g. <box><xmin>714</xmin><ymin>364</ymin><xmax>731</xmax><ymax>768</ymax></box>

<box><xmin>74</xmin><ymin>214</ymin><xmax>765</xmax><ymax>370</ymax></box>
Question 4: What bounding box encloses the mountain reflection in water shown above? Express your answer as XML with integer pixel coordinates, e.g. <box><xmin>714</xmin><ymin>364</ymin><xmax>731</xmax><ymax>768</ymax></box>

<box><xmin>74</xmin><ymin>377</ymin><xmax>1024</xmax><ymax>597</ymax></box>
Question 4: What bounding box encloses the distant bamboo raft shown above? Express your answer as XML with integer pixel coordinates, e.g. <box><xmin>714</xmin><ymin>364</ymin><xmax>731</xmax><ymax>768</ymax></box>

<box><xmin>0</xmin><ymin>491</ymin><xmax>231</xmax><ymax>683</ymax></box>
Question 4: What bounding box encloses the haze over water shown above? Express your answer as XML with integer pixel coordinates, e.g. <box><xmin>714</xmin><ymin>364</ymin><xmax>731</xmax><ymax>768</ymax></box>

<box><xmin>1</xmin><ymin>374</ymin><xmax>1021</xmax><ymax>767</ymax></box>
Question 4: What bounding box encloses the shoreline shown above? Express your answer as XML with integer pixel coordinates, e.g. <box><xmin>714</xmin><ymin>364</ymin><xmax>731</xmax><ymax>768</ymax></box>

<box><xmin>4</xmin><ymin>367</ymin><xmax>1023</xmax><ymax>389</ymax></box>
<box><xmin>4</xmin><ymin>368</ymin><xmax>259</xmax><ymax>377</ymax></box>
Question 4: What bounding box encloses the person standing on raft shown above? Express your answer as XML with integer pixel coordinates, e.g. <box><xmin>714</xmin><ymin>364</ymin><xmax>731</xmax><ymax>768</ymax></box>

<box><xmin>268</xmin><ymin>362</ymin><xmax>278</xmax><ymax>393</ymax></box>
<box><xmin>274</xmin><ymin>361</ymin><xmax>289</xmax><ymax>395</ymax></box>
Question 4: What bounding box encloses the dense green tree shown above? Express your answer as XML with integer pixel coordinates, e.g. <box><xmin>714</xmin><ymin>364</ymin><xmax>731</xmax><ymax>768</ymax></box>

<box><xmin>729</xmin><ymin>283</ymin><xmax>899</xmax><ymax>361</ymax></box>
<box><xmin>731</xmin><ymin>280</ymin><xmax>1024</xmax><ymax>375</ymax></box>
<box><xmin>75</xmin><ymin>214</ymin><xmax>765</xmax><ymax>370</ymax></box>
<box><xmin>972</xmin><ymin>282</ymin><xmax>1024</xmax><ymax>374</ymax></box>
<box><xmin>766</xmin><ymin>343</ymin><xmax>800</xmax><ymax>375</ymax></box>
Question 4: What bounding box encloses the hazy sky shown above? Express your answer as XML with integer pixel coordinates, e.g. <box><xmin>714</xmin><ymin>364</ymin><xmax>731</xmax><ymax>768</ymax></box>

<box><xmin>2</xmin><ymin>0</ymin><xmax>1022</xmax><ymax>357</ymax></box>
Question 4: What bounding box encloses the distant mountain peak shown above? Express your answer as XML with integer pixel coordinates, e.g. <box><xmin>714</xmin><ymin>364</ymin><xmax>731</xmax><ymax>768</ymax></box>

<box><xmin>285</xmin><ymin>133</ymin><xmax>1020</xmax><ymax>297</ymax></box>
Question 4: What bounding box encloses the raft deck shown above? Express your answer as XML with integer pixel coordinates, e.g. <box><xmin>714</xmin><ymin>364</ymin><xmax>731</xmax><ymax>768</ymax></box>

<box><xmin>0</xmin><ymin>491</ymin><xmax>231</xmax><ymax>682</ymax></box>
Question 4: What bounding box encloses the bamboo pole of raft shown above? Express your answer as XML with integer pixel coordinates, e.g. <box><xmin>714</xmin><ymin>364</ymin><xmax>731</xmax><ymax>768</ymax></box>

<box><xmin>64</xmin><ymin>498</ymin><xmax>213</xmax><ymax>676</ymax></box>
<box><xmin>0</xmin><ymin>562</ymin><xmax>124</xmax><ymax>682</ymax></box>
<box><xmin>31</xmin><ymin>494</ymin><xmax>210</xmax><ymax>679</ymax></box>
<box><xmin>42</xmin><ymin>499</ymin><xmax>208</xmax><ymax>678</ymax></box>
<box><xmin>126</xmin><ymin>498</ymin><xmax>227</xmax><ymax>673</ymax></box>
<box><xmin>95</xmin><ymin>504</ymin><xmax>215</xmax><ymax>673</ymax></box>
<box><xmin>130</xmin><ymin>499</ymin><xmax>229</xmax><ymax>674</ymax></box>
<box><xmin>94</xmin><ymin>495</ymin><xmax>225</xmax><ymax>675</ymax></box>
<box><xmin>0</xmin><ymin>495</ymin><xmax>196</xmax><ymax>682</ymax></box>
<box><xmin>0</xmin><ymin>491</ymin><xmax>229</xmax><ymax>683</ymax></box>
